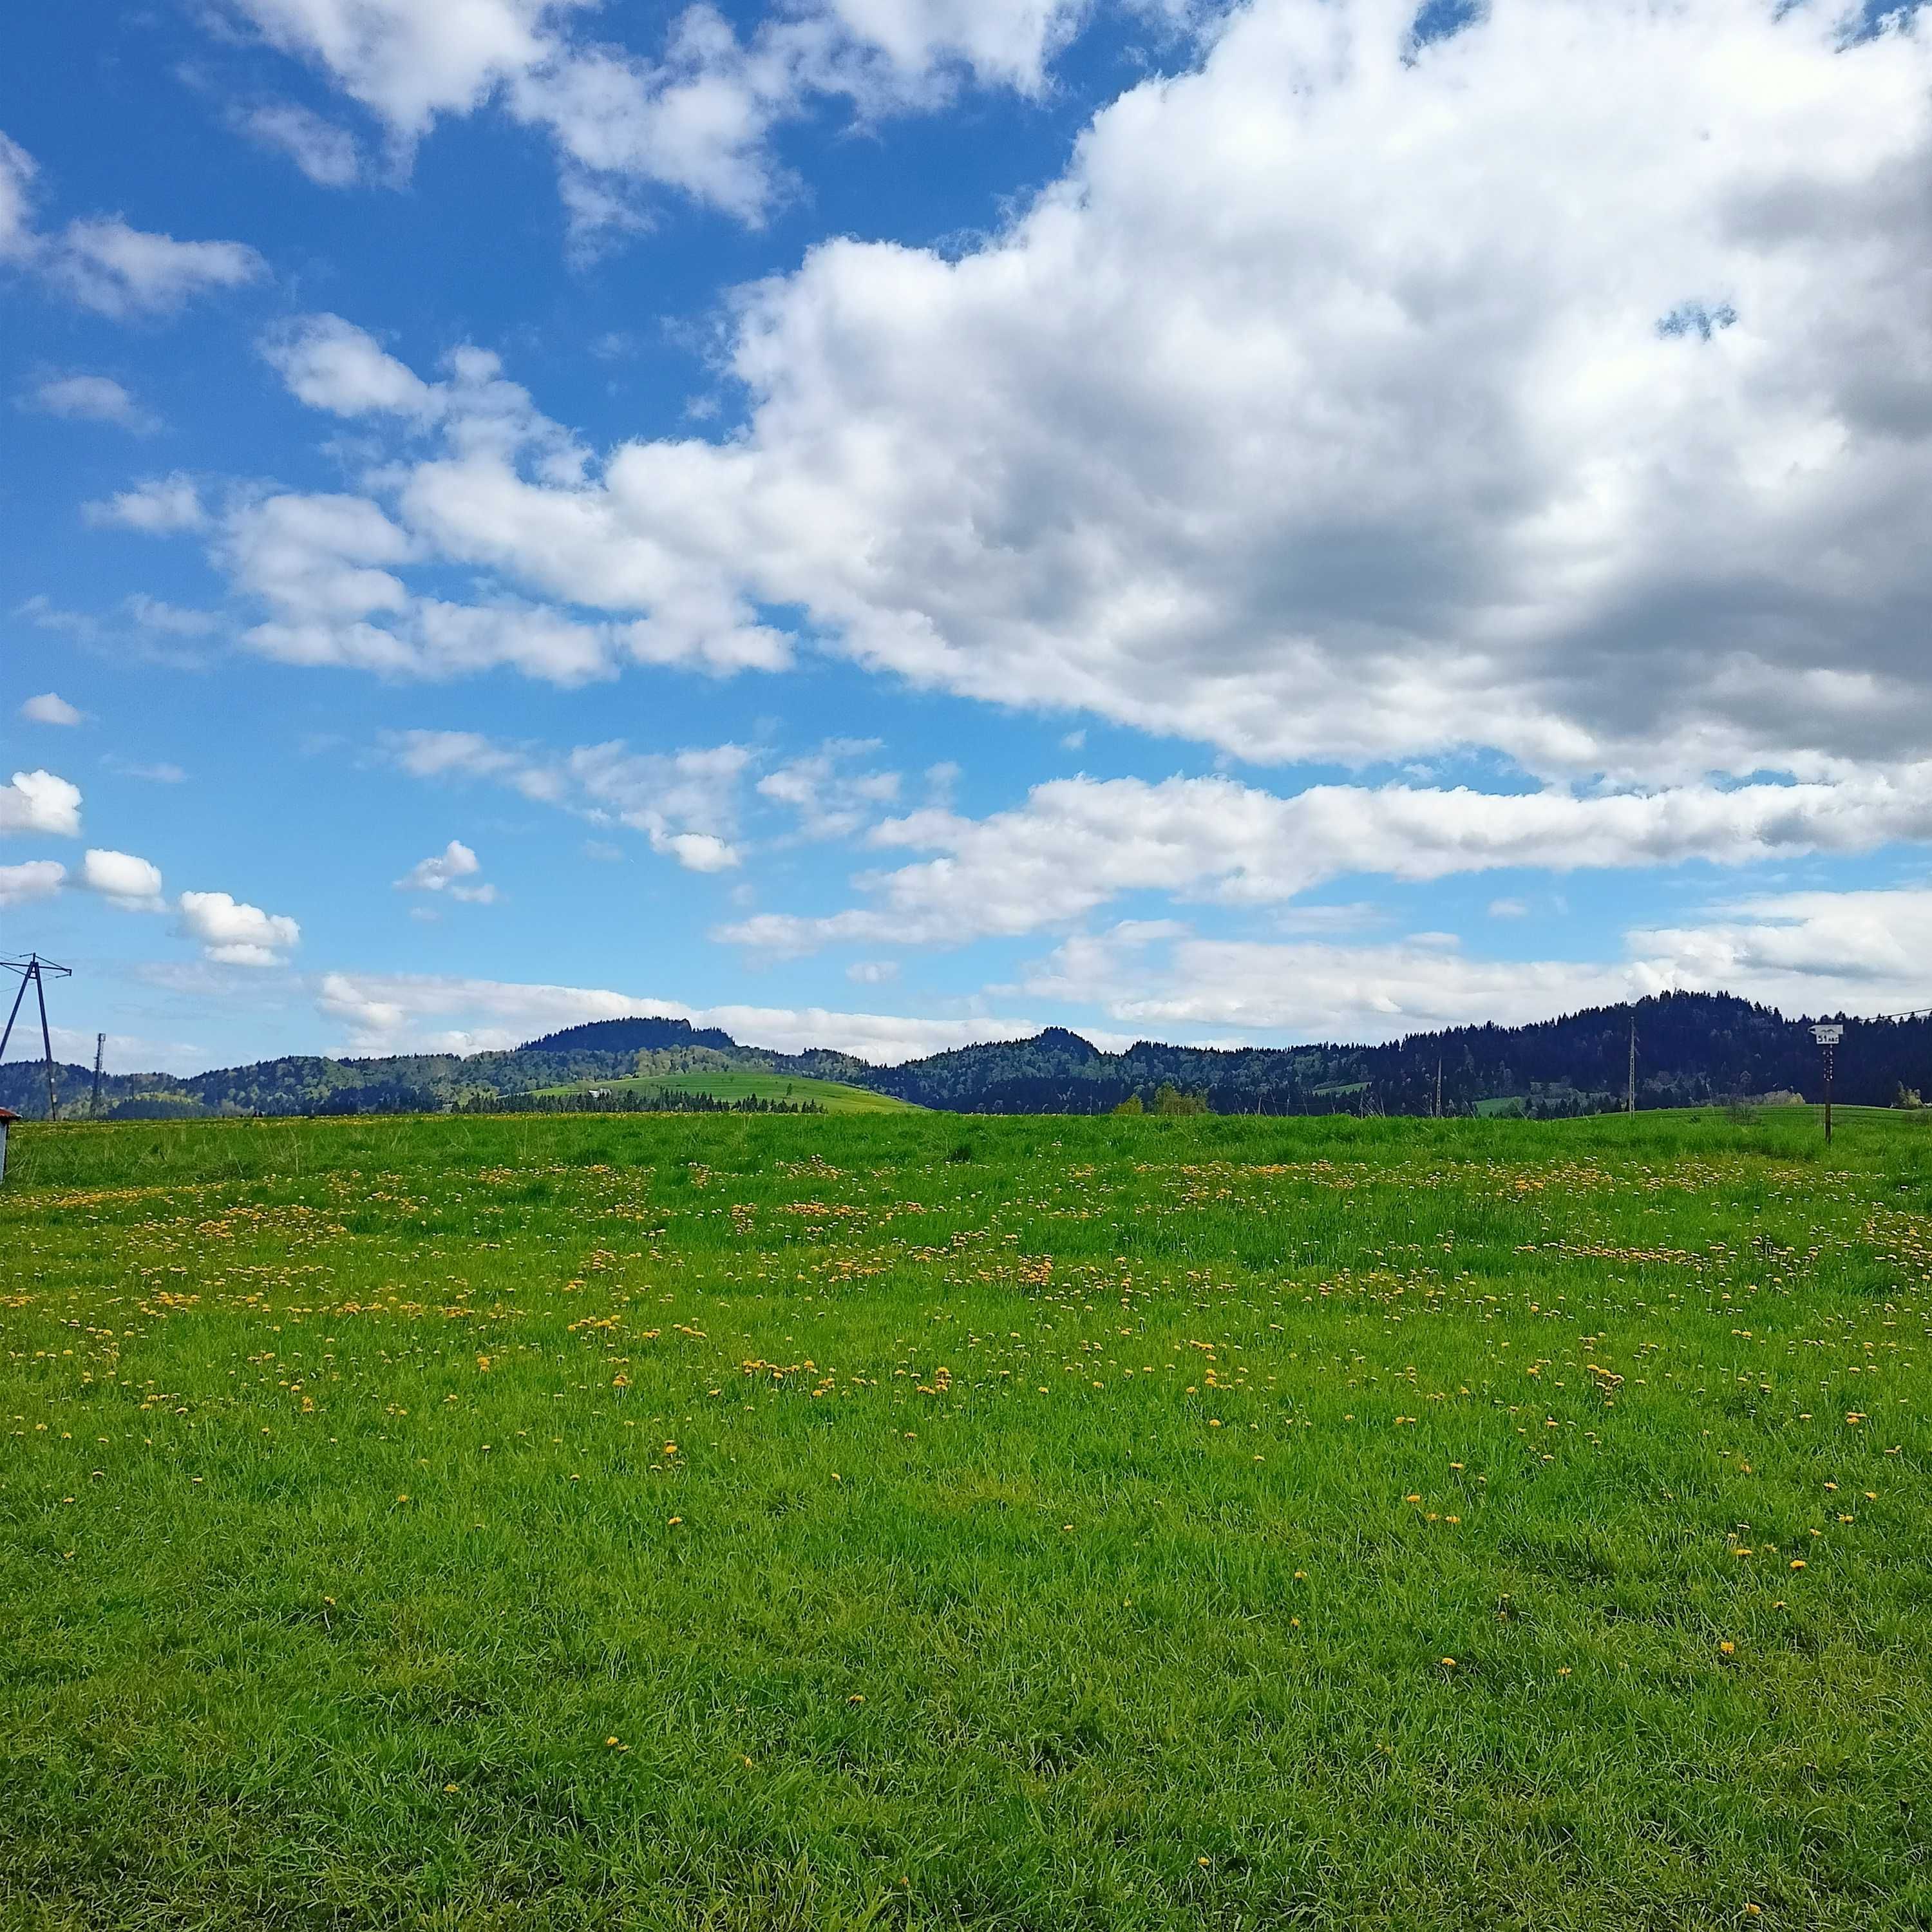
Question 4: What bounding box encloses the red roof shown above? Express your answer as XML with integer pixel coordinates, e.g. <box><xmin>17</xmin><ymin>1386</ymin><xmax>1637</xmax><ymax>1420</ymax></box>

<box><xmin>0</xmin><ymin>1109</ymin><xmax>19</xmax><ymax>1124</ymax></box>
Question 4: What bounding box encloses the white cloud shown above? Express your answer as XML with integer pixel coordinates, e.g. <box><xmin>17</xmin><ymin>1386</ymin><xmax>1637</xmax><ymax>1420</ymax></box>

<box><xmin>314</xmin><ymin>967</ymin><xmax>1039</xmax><ymax>1060</ymax></box>
<box><xmin>1488</xmin><ymin>898</ymin><xmax>1530</xmax><ymax>919</ymax></box>
<box><xmin>0</xmin><ymin>859</ymin><xmax>66</xmax><ymax>907</ymax></box>
<box><xmin>216</xmin><ymin>0</ymin><xmax>1092</xmax><ymax>238</ymax></box>
<box><xmin>1628</xmin><ymin>886</ymin><xmax>1932</xmax><ymax>1016</ymax></box>
<box><xmin>261</xmin><ymin>313</ymin><xmax>440</xmax><ymax>418</ymax></box>
<box><xmin>177</xmin><ymin>890</ymin><xmax>301</xmax><ymax>965</ymax></box>
<box><xmin>212</xmin><ymin>319</ymin><xmax>793</xmax><ymax>679</ymax></box>
<box><xmin>385</xmin><ymin>727</ymin><xmax>752</xmax><ymax>868</ymax></box>
<box><xmin>201</xmin><ymin>3</ymin><xmax>1932</xmax><ymax>789</ymax></box>
<box><xmin>104</xmin><ymin>756</ymin><xmax>188</xmax><ymax>783</ymax></box>
<box><xmin>42</xmin><ymin>218</ymin><xmax>265</xmax><ymax>317</ymax></box>
<box><xmin>395</xmin><ymin>837</ymin><xmax>497</xmax><ymax>900</ymax></box>
<box><xmin>124</xmin><ymin>594</ymin><xmax>221</xmax><ymax>636</ymax></box>
<box><xmin>83</xmin><ymin>474</ymin><xmax>207</xmax><ymax>533</ymax></box>
<box><xmin>78</xmin><ymin>848</ymin><xmax>167</xmax><ymax>910</ymax></box>
<box><xmin>717</xmin><ymin>765</ymin><xmax>1932</xmax><ymax>954</ymax></box>
<box><xmin>20</xmin><ymin>374</ymin><xmax>155</xmax><ymax>431</ymax></box>
<box><xmin>1023</xmin><ymin>882</ymin><xmax>1932</xmax><ymax>1043</ymax></box>
<box><xmin>757</xmin><ymin>739</ymin><xmax>901</xmax><ymax>838</ymax></box>
<box><xmin>1026</xmin><ymin>921</ymin><xmax>1639</xmax><ymax>1041</ymax></box>
<box><xmin>238</xmin><ymin>102</ymin><xmax>363</xmax><ymax>185</ymax></box>
<box><xmin>0</xmin><ymin>131</ymin><xmax>35</xmax><ymax>259</ymax></box>
<box><xmin>846</xmin><ymin>958</ymin><xmax>898</xmax><ymax>983</ymax></box>
<box><xmin>19</xmin><ymin>693</ymin><xmax>85</xmax><ymax>726</ymax></box>
<box><xmin>1</xmin><ymin>131</ymin><xmax>263</xmax><ymax>314</ymax></box>
<box><xmin>0</xmin><ymin>770</ymin><xmax>82</xmax><ymax>837</ymax></box>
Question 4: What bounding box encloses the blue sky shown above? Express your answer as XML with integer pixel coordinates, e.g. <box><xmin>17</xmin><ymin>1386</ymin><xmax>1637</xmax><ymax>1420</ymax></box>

<box><xmin>6</xmin><ymin>0</ymin><xmax>1932</xmax><ymax>1075</ymax></box>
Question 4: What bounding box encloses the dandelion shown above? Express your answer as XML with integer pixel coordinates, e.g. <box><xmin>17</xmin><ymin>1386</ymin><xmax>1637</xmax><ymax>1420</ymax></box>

<box><xmin>1790</xmin><ymin>1558</ymin><xmax>1806</xmax><ymax>1570</ymax></box>
<box><xmin>668</xmin><ymin>1516</ymin><xmax>682</xmax><ymax>1526</ymax></box>
<box><xmin>1718</xmin><ymin>1641</ymin><xmax>1736</xmax><ymax>1656</ymax></box>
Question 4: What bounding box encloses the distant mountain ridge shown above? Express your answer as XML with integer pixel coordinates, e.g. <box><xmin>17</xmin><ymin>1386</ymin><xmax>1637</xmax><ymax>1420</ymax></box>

<box><xmin>3</xmin><ymin>991</ymin><xmax>1923</xmax><ymax>1121</ymax></box>
<box><xmin>518</xmin><ymin>1017</ymin><xmax>737</xmax><ymax>1055</ymax></box>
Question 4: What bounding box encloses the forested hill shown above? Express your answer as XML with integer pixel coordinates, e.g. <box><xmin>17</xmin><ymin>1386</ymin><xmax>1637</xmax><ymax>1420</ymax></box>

<box><xmin>0</xmin><ymin>1023</ymin><xmax>869</xmax><ymax>1121</ymax></box>
<box><xmin>1</xmin><ymin>990</ymin><xmax>1924</xmax><ymax>1119</ymax></box>
<box><xmin>861</xmin><ymin>993</ymin><xmax>1913</xmax><ymax>1116</ymax></box>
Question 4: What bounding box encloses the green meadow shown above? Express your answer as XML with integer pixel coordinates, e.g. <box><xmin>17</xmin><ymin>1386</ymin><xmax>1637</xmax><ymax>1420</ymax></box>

<box><xmin>531</xmin><ymin>1071</ymin><xmax>920</xmax><ymax>1113</ymax></box>
<box><xmin>3</xmin><ymin>1107</ymin><xmax>1929</xmax><ymax>1929</ymax></box>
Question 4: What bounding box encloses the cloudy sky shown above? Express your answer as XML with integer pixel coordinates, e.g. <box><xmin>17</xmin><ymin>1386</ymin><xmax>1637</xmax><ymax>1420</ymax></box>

<box><xmin>6</xmin><ymin>0</ymin><xmax>1932</xmax><ymax>1074</ymax></box>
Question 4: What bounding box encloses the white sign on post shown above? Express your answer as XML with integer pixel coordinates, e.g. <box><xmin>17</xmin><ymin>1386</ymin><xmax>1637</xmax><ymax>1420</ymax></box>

<box><xmin>1812</xmin><ymin>1024</ymin><xmax>1844</xmax><ymax>1046</ymax></box>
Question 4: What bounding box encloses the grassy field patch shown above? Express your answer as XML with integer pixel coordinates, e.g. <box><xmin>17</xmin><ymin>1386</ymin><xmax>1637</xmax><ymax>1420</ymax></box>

<box><xmin>533</xmin><ymin>1070</ymin><xmax>920</xmax><ymax>1113</ymax></box>
<box><xmin>3</xmin><ymin>1108</ymin><xmax>1929</xmax><ymax>1929</ymax></box>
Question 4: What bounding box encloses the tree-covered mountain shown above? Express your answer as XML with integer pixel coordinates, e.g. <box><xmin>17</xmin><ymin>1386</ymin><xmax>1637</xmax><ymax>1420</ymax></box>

<box><xmin>1</xmin><ymin>992</ymin><xmax>1920</xmax><ymax>1120</ymax></box>
<box><xmin>0</xmin><ymin>1019</ymin><xmax>869</xmax><ymax>1120</ymax></box>
<box><xmin>858</xmin><ymin>993</ymin><xmax>1882</xmax><ymax>1115</ymax></box>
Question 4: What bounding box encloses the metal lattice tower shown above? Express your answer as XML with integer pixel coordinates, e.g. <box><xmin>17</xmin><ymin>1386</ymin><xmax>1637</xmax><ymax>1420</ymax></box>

<box><xmin>1</xmin><ymin>954</ymin><xmax>73</xmax><ymax>1120</ymax></box>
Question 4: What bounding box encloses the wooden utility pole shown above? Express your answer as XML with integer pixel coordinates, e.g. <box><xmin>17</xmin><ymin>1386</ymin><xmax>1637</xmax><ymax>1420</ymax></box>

<box><xmin>1627</xmin><ymin>1012</ymin><xmax>1636</xmax><ymax>1115</ymax></box>
<box><xmin>91</xmin><ymin>1033</ymin><xmax>106</xmax><ymax>1117</ymax></box>
<box><xmin>0</xmin><ymin>954</ymin><xmax>71</xmax><ymax>1119</ymax></box>
<box><xmin>1812</xmin><ymin>1023</ymin><xmax>1842</xmax><ymax>1144</ymax></box>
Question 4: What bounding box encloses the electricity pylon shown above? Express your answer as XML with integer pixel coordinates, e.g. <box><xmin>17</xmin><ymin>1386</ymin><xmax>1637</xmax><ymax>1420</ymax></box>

<box><xmin>0</xmin><ymin>954</ymin><xmax>73</xmax><ymax>1119</ymax></box>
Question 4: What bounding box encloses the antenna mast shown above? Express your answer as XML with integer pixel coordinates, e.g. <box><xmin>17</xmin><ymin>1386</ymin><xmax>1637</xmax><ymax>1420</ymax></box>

<box><xmin>0</xmin><ymin>954</ymin><xmax>73</xmax><ymax>1119</ymax></box>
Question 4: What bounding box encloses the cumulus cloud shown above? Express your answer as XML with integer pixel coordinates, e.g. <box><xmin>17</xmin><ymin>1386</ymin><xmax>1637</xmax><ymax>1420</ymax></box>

<box><xmin>757</xmin><ymin>739</ymin><xmax>901</xmax><ymax>839</ymax></box>
<box><xmin>261</xmin><ymin>312</ymin><xmax>440</xmax><ymax>418</ymax></box>
<box><xmin>0</xmin><ymin>134</ymin><xmax>263</xmax><ymax>316</ymax></box>
<box><xmin>0</xmin><ymin>770</ymin><xmax>82</xmax><ymax>837</ymax></box>
<box><xmin>183</xmin><ymin>3</ymin><xmax>1932</xmax><ymax>790</ymax></box>
<box><xmin>20</xmin><ymin>373</ymin><xmax>156</xmax><ymax>431</ymax></box>
<box><xmin>1628</xmin><ymin>887</ymin><xmax>1932</xmax><ymax>1016</ymax></box>
<box><xmin>19</xmin><ymin>693</ymin><xmax>85</xmax><ymax>726</ymax></box>
<box><xmin>0</xmin><ymin>859</ymin><xmax>66</xmax><ymax>907</ymax></box>
<box><xmin>1023</xmin><ymin>880</ymin><xmax>1932</xmax><ymax>1042</ymax></box>
<box><xmin>395</xmin><ymin>837</ymin><xmax>498</xmax><ymax>901</ymax></box>
<box><xmin>176</xmin><ymin>890</ymin><xmax>301</xmax><ymax>965</ymax></box>
<box><xmin>314</xmin><ymin>967</ymin><xmax>1039</xmax><ymax>1059</ymax></box>
<box><xmin>77</xmin><ymin>847</ymin><xmax>167</xmax><ymax>909</ymax></box>
<box><xmin>189</xmin><ymin>320</ymin><xmax>793</xmax><ymax>679</ymax></box>
<box><xmin>216</xmin><ymin>0</ymin><xmax>1092</xmax><ymax>237</ymax></box>
<box><xmin>385</xmin><ymin>726</ymin><xmax>752</xmax><ymax>868</ymax></box>
<box><xmin>717</xmin><ymin>766</ymin><xmax>1932</xmax><ymax>954</ymax></box>
<box><xmin>43</xmin><ymin>218</ymin><xmax>265</xmax><ymax>317</ymax></box>
<box><xmin>1025</xmin><ymin>922</ymin><xmax>1640</xmax><ymax>1041</ymax></box>
<box><xmin>83</xmin><ymin>474</ymin><xmax>207</xmax><ymax>533</ymax></box>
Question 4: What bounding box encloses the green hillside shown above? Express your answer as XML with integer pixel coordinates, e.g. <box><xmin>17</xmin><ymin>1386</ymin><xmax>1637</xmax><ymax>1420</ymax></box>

<box><xmin>535</xmin><ymin>1069</ymin><xmax>920</xmax><ymax>1113</ymax></box>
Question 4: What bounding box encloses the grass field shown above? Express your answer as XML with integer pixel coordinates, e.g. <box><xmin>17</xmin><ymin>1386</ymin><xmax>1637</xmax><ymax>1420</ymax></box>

<box><xmin>533</xmin><ymin>1070</ymin><xmax>919</xmax><ymax>1113</ymax></box>
<box><xmin>3</xmin><ymin>1106</ymin><xmax>1929</xmax><ymax>1929</ymax></box>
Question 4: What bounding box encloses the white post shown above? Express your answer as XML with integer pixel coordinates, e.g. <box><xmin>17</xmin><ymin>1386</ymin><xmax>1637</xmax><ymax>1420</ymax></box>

<box><xmin>0</xmin><ymin>1119</ymin><xmax>9</xmax><ymax>1185</ymax></box>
